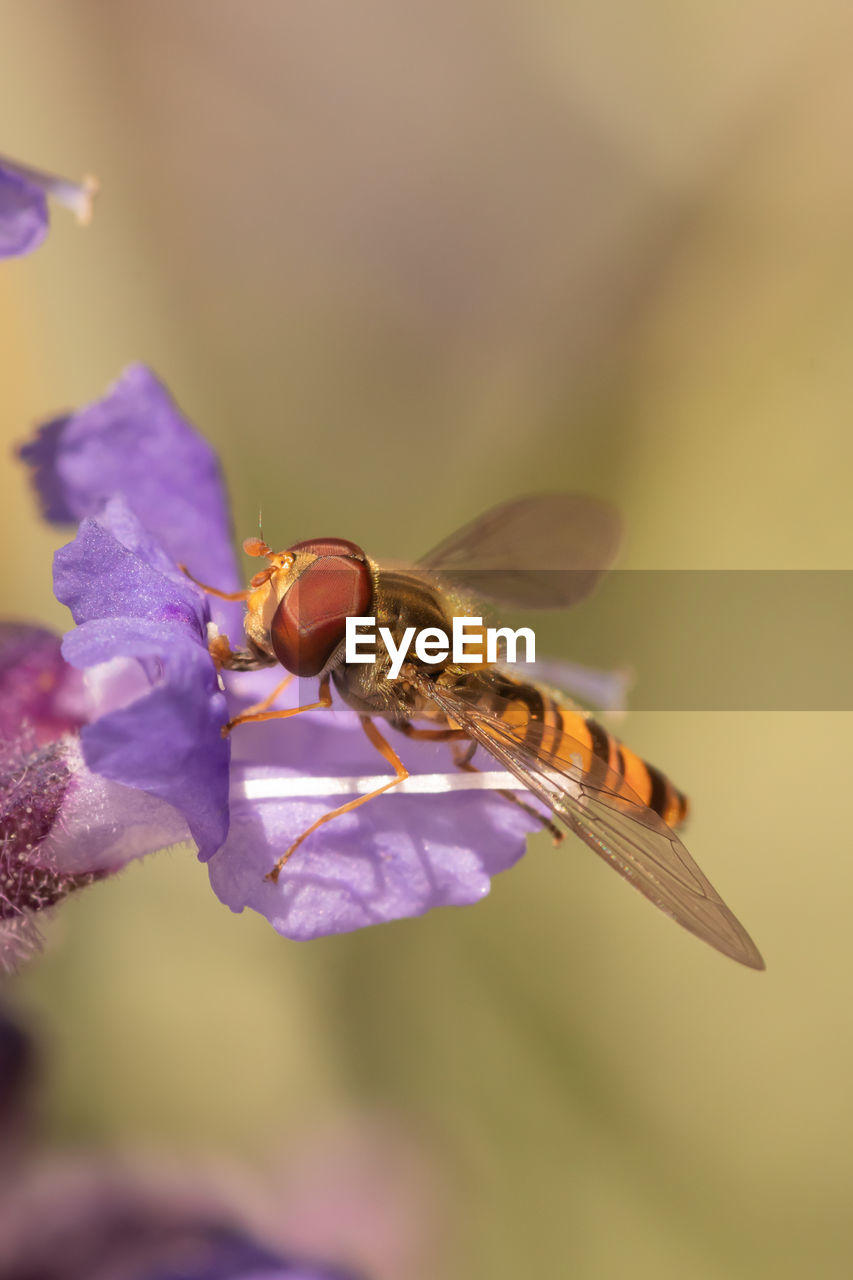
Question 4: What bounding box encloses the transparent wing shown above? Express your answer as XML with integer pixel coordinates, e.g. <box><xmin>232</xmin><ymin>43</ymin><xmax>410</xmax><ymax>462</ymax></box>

<box><xmin>500</xmin><ymin>656</ymin><xmax>633</xmax><ymax>714</ymax></box>
<box><xmin>417</xmin><ymin>493</ymin><xmax>622</xmax><ymax>609</ymax></box>
<box><xmin>409</xmin><ymin>672</ymin><xmax>764</xmax><ymax>969</ymax></box>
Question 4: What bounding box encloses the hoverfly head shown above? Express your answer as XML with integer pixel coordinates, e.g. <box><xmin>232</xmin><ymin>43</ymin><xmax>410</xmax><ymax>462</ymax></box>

<box><xmin>243</xmin><ymin>536</ymin><xmax>373</xmax><ymax>678</ymax></box>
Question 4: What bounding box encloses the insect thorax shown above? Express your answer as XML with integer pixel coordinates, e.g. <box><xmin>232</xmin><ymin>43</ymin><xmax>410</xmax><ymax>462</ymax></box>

<box><xmin>332</xmin><ymin>568</ymin><xmax>454</xmax><ymax>719</ymax></box>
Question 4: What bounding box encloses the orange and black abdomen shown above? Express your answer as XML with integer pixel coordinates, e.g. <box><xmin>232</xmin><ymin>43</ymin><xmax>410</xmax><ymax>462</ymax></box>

<box><xmin>578</xmin><ymin>713</ymin><xmax>690</xmax><ymax>829</ymax></box>
<box><xmin>478</xmin><ymin>673</ymin><xmax>690</xmax><ymax>830</ymax></box>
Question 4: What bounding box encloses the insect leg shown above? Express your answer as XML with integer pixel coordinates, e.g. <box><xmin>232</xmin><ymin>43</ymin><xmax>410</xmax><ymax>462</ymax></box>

<box><xmin>393</xmin><ymin>722</ymin><xmax>469</xmax><ymax>743</ymax></box>
<box><xmin>224</xmin><ymin>675</ymin><xmax>331</xmax><ymax>735</ymax></box>
<box><xmin>233</xmin><ymin>673</ymin><xmax>295</xmax><ymax>719</ymax></box>
<box><xmin>265</xmin><ymin>716</ymin><xmax>409</xmax><ymax>883</ymax></box>
<box><xmin>209</xmin><ymin>634</ymin><xmax>277</xmax><ymax>674</ymax></box>
<box><xmin>178</xmin><ymin>562</ymin><xmax>251</xmax><ymax>601</ymax></box>
<box><xmin>393</xmin><ymin>720</ymin><xmax>475</xmax><ymax>762</ymax></box>
<box><xmin>451</xmin><ymin>745</ymin><xmax>564</xmax><ymax>846</ymax></box>
<box><xmin>393</xmin><ymin>721</ymin><xmax>557</xmax><ymax>836</ymax></box>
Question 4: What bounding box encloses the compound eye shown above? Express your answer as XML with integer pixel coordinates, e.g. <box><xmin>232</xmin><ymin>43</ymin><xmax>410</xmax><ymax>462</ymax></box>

<box><xmin>270</xmin><ymin>554</ymin><xmax>373</xmax><ymax>677</ymax></box>
<box><xmin>287</xmin><ymin>537</ymin><xmax>367</xmax><ymax>561</ymax></box>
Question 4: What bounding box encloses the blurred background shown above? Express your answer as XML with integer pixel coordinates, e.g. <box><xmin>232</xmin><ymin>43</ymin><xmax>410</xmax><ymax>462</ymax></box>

<box><xmin>2</xmin><ymin>1</ymin><xmax>853</xmax><ymax>1276</ymax></box>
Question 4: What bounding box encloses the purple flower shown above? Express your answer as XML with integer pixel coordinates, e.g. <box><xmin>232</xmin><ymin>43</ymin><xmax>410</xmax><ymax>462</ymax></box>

<box><xmin>0</xmin><ymin>623</ymin><xmax>194</xmax><ymax>971</ymax></box>
<box><xmin>54</xmin><ymin>496</ymin><xmax>231</xmax><ymax>859</ymax></box>
<box><xmin>18</xmin><ymin>365</ymin><xmax>541</xmax><ymax>944</ymax></box>
<box><xmin>217</xmin><ymin>704</ymin><xmax>536</xmax><ymax>939</ymax></box>
<box><xmin>0</xmin><ymin>154</ymin><xmax>96</xmax><ymax>259</ymax></box>
<box><xmin>20</xmin><ymin>365</ymin><xmax>239</xmax><ymax>861</ymax></box>
<box><xmin>22</xmin><ymin>364</ymin><xmax>240</xmax><ymax>610</ymax></box>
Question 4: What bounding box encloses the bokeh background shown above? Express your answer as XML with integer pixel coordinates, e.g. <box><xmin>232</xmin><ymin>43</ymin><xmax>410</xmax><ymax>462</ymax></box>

<box><xmin>2</xmin><ymin>2</ymin><xmax>853</xmax><ymax>1276</ymax></box>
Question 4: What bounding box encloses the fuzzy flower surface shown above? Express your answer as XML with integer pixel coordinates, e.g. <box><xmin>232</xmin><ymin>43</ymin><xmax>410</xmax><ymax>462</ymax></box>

<box><xmin>0</xmin><ymin>154</ymin><xmax>96</xmax><ymax>259</ymax></box>
<box><xmin>0</xmin><ymin>621</ymin><xmax>194</xmax><ymax>969</ymax></box>
<box><xmin>19</xmin><ymin>365</ymin><xmax>540</xmax><ymax>941</ymax></box>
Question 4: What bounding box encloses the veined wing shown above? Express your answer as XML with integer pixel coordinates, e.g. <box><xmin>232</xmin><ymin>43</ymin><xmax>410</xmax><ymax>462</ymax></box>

<box><xmin>407</xmin><ymin>670</ymin><xmax>764</xmax><ymax>969</ymax></box>
<box><xmin>418</xmin><ymin>493</ymin><xmax>622</xmax><ymax>609</ymax></box>
<box><xmin>498</xmin><ymin>656</ymin><xmax>633</xmax><ymax>714</ymax></box>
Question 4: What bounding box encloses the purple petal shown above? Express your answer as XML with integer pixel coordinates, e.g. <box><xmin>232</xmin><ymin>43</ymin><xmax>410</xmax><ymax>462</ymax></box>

<box><xmin>0</xmin><ymin>736</ymin><xmax>124</xmax><ymax>971</ymax></box>
<box><xmin>0</xmin><ymin>727</ymin><xmax>187</xmax><ymax>885</ymax></box>
<box><xmin>210</xmin><ymin>705</ymin><xmax>538</xmax><ymax>938</ymax></box>
<box><xmin>0</xmin><ymin>617</ymin><xmax>198</xmax><ymax>902</ymax></box>
<box><xmin>0</xmin><ymin>164</ymin><xmax>48</xmax><ymax>258</ymax></box>
<box><xmin>0</xmin><ymin>154</ymin><xmax>96</xmax><ymax>223</ymax></box>
<box><xmin>54</xmin><ymin>498</ymin><xmax>208</xmax><ymax>633</ymax></box>
<box><xmin>20</xmin><ymin>365</ymin><xmax>241</xmax><ymax>606</ymax></box>
<box><xmin>32</xmin><ymin>737</ymin><xmax>191</xmax><ymax>877</ymax></box>
<box><xmin>61</xmin><ymin>619</ymin><xmax>229</xmax><ymax>860</ymax></box>
<box><xmin>0</xmin><ymin>738</ymin><xmax>84</xmax><ymax>916</ymax></box>
<box><xmin>0</xmin><ymin>735</ymin><xmax>191</xmax><ymax>971</ymax></box>
<box><xmin>50</xmin><ymin>500</ymin><xmax>230</xmax><ymax>858</ymax></box>
<box><xmin>0</xmin><ymin>623</ymin><xmax>87</xmax><ymax>744</ymax></box>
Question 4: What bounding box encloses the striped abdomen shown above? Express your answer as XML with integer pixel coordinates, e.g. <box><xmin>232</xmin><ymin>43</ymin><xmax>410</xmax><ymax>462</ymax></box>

<box><xmin>468</xmin><ymin>671</ymin><xmax>689</xmax><ymax>830</ymax></box>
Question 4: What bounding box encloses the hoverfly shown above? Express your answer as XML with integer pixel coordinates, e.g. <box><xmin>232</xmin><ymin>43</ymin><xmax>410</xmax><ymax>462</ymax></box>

<box><xmin>185</xmin><ymin>493</ymin><xmax>764</xmax><ymax>970</ymax></box>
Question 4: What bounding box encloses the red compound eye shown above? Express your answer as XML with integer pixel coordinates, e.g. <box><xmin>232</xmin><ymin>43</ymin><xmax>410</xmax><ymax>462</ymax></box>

<box><xmin>270</xmin><ymin>553</ymin><xmax>373</xmax><ymax>676</ymax></box>
<box><xmin>287</xmin><ymin>538</ymin><xmax>366</xmax><ymax>560</ymax></box>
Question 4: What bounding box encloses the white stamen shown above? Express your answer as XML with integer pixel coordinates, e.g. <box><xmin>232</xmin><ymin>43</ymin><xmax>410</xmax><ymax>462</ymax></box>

<box><xmin>232</xmin><ymin>768</ymin><xmax>528</xmax><ymax>802</ymax></box>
